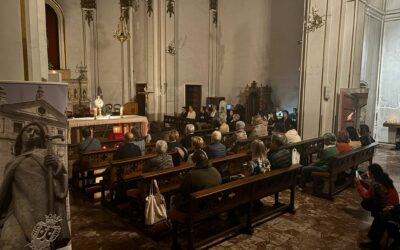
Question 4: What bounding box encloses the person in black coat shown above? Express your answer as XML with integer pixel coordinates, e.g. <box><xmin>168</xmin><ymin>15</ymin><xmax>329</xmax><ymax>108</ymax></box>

<box><xmin>268</xmin><ymin>133</ymin><xmax>291</xmax><ymax>170</ymax></box>
<box><xmin>205</xmin><ymin>131</ymin><xmax>227</xmax><ymax>159</ymax></box>
<box><xmin>114</xmin><ymin>132</ymin><xmax>142</xmax><ymax>160</ymax></box>
<box><xmin>359</xmin><ymin>124</ymin><xmax>375</xmax><ymax>146</ymax></box>
<box><xmin>180</xmin><ymin>124</ymin><xmax>195</xmax><ymax>148</ymax></box>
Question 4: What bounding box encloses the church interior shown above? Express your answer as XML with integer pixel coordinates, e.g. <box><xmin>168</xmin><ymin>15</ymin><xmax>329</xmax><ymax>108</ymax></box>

<box><xmin>1</xmin><ymin>0</ymin><xmax>400</xmax><ymax>249</ymax></box>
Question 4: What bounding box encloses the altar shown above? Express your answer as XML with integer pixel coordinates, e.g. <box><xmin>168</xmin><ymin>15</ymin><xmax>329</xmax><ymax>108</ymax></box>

<box><xmin>67</xmin><ymin>115</ymin><xmax>148</xmax><ymax>144</ymax></box>
<box><xmin>383</xmin><ymin>122</ymin><xmax>400</xmax><ymax>144</ymax></box>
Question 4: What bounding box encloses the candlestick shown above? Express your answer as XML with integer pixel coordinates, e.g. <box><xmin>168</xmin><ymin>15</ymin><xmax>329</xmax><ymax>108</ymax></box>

<box><xmin>120</xmin><ymin>106</ymin><xmax>124</xmax><ymax>118</ymax></box>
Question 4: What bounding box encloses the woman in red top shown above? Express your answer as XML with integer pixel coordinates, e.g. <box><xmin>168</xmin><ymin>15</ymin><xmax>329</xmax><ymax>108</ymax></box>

<box><xmin>336</xmin><ymin>130</ymin><xmax>351</xmax><ymax>154</ymax></box>
<box><xmin>356</xmin><ymin>164</ymin><xmax>399</xmax><ymax>217</ymax></box>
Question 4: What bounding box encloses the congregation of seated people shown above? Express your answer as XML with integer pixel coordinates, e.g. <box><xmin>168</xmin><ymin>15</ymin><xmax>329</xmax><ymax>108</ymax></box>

<box><xmin>73</xmin><ymin>108</ymin><xmax>397</xmax><ymax>250</ymax></box>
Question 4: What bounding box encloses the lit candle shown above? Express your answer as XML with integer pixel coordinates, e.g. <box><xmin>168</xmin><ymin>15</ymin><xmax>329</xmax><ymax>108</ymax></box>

<box><xmin>120</xmin><ymin>106</ymin><xmax>124</xmax><ymax>117</ymax></box>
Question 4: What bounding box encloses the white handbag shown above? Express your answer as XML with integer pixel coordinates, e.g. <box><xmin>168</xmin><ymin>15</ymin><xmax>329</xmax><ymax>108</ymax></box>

<box><xmin>292</xmin><ymin>148</ymin><xmax>301</xmax><ymax>165</ymax></box>
<box><xmin>145</xmin><ymin>179</ymin><xmax>168</xmax><ymax>225</ymax></box>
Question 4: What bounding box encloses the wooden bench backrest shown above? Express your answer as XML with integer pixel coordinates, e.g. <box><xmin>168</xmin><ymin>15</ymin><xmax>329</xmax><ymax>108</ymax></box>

<box><xmin>281</xmin><ymin>137</ymin><xmax>324</xmax><ymax>165</ymax></box>
<box><xmin>209</xmin><ymin>152</ymin><xmax>251</xmax><ymax>176</ymax></box>
<box><xmin>189</xmin><ymin>164</ymin><xmax>301</xmax><ymax>221</ymax></box>
<box><xmin>140</xmin><ymin>163</ymin><xmax>193</xmax><ymax>198</ymax></box>
<box><xmin>329</xmin><ymin>143</ymin><xmax>377</xmax><ymax>174</ymax></box>
<box><xmin>108</xmin><ymin>154</ymin><xmax>157</xmax><ymax>188</ymax></box>
<box><xmin>80</xmin><ymin>148</ymin><xmax>116</xmax><ymax>166</ymax></box>
<box><xmin>235</xmin><ymin>135</ymin><xmax>270</xmax><ymax>153</ymax></box>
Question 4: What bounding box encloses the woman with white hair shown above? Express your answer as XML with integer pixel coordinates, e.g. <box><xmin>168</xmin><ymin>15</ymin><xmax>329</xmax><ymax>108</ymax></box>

<box><xmin>143</xmin><ymin>140</ymin><xmax>173</xmax><ymax>173</ymax></box>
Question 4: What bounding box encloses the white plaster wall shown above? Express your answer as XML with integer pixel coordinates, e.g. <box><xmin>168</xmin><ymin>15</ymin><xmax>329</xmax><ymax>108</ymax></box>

<box><xmin>217</xmin><ymin>0</ymin><xmax>272</xmax><ymax>105</ymax></box>
<box><xmin>375</xmin><ymin>20</ymin><xmax>400</xmax><ymax>142</ymax></box>
<box><xmin>360</xmin><ymin>15</ymin><xmax>381</xmax><ymax>134</ymax></box>
<box><xmin>57</xmin><ymin>0</ymin><xmax>83</xmax><ymax>78</ymax></box>
<box><xmin>96</xmin><ymin>0</ymin><xmax>122</xmax><ymax>105</ymax></box>
<box><xmin>0</xmin><ymin>0</ymin><xmax>24</xmax><ymax>80</ymax></box>
<box><xmin>269</xmin><ymin>0</ymin><xmax>304</xmax><ymax>110</ymax></box>
<box><xmin>386</xmin><ymin>0</ymin><xmax>400</xmax><ymax>11</ymax></box>
<box><xmin>176</xmin><ymin>0</ymin><xmax>209</xmax><ymax>109</ymax></box>
<box><xmin>367</xmin><ymin>0</ymin><xmax>385</xmax><ymax>11</ymax></box>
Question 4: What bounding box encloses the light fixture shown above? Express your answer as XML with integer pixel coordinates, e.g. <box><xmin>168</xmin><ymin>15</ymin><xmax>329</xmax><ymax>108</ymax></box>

<box><xmin>113</xmin><ymin>12</ymin><xmax>130</xmax><ymax>43</ymax></box>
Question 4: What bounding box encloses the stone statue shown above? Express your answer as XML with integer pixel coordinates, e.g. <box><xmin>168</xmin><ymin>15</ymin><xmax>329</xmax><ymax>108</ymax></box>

<box><xmin>0</xmin><ymin>122</ymin><xmax>70</xmax><ymax>249</ymax></box>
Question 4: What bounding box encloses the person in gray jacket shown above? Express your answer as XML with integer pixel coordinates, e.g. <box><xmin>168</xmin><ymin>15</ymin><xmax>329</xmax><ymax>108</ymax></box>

<box><xmin>143</xmin><ymin>140</ymin><xmax>173</xmax><ymax>173</ymax></box>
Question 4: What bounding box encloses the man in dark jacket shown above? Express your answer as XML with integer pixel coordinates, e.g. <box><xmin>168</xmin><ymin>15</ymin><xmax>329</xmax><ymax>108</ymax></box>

<box><xmin>114</xmin><ymin>132</ymin><xmax>142</xmax><ymax>160</ymax></box>
<box><xmin>205</xmin><ymin>131</ymin><xmax>227</xmax><ymax>159</ymax></box>
<box><xmin>180</xmin><ymin>124</ymin><xmax>195</xmax><ymax>148</ymax></box>
<box><xmin>268</xmin><ymin>133</ymin><xmax>291</xmax><ymax>170</ymax></box>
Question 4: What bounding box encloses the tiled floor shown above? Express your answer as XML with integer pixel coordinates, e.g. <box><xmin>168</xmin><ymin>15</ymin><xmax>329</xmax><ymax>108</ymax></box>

<box><xmin>70</xmin><ymin>147</ymin><xmax>400</xmax><ymax>249</ymax></box>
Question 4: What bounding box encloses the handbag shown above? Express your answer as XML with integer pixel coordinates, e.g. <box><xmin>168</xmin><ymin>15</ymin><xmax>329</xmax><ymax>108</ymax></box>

<box><xmin>145</xmin><ymin>179</ymin><xmax>168</xmax><ymax>225</ymax></box>
<box><xmin>292</xmin><ymin>148</ymin><xmax>301</xmax><ymax>165</ymax></box>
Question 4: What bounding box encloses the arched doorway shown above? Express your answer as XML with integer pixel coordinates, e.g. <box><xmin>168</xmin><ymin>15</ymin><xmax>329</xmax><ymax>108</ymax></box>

<box><xmin>45</xmin><ymin>0</ymin><xmax>66</xmax><ymax>69</ymax></box>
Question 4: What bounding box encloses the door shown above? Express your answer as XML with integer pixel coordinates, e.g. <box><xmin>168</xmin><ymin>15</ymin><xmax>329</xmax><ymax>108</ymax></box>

<box><xmin>339</xmin><ymin>90</ymin><xmax>357</xmax><ymax>131</ymax></box>
<box><xmin>185</xmin><ymin>85</ymin><xmax>202</xmax><ymax>110</ymax></box>
<box><xmin>136</xmin><ymin>83</ymin><xmax>146</xmax><ymax>116</ymax></box>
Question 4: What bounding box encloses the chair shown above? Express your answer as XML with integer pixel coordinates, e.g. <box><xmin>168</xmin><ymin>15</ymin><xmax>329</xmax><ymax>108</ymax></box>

<box><xmin>114</xmin><ymin>104</ymin><xmax>121</xmax><ymax>115</ymax></box>
<box><xmin>104</xmin><ymin>104</ymin><xmax>113</xmax><ymax>115</ymax></box>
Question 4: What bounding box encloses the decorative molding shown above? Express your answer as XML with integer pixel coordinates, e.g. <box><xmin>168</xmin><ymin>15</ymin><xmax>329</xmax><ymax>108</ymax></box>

<box><xmin>120</xmin><ymin>0</ymin><xmax>133</xmax><ymax>8</ymax></box>
<box><xmin>305</xmin><ymin>7</ymin><xmax>326</xmax><ymax>33</ymax></box>
<box><xmin>80</xmin><ymin>0</ymin><xmax>96</xmax><ymax>9</ymax></box>
<box><xmin>210</xmin><ymin>0</ymin><xmax>218</xmax><ymax>26</ymax></box>
<box><xmin>81</xmin><ymin>0</ymin><xmax>96</xmax><ymax>26</ymax></box>
<box><xmin>146</xmin><ymin>0</ymin><xmax>153</xmax><ymax>17</ymax></box>
<box><xmin>166</xmin><ymin>0</ymin><xmax>175</xmax><ymax>18</ymax></box>
<box><xmin>385</xmin><ymin>10</ymin><xmax>400</xmax><ymax>22</ymax></box>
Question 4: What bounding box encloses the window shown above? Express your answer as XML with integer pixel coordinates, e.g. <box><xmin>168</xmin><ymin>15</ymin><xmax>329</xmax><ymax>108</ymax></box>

<box><xmin>13</xmin><ymin>122</ymin><xmax>23</xmax><ymax>133</ymax></box>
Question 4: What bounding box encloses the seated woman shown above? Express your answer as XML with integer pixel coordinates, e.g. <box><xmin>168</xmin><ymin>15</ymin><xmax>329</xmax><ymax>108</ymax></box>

<box><xmin>173</xmin><ymin>150</ymin><xmax>222</xmax><ymax>211</ymax></box>
<box><xmin>284</xmin><ymin>122</ymin><xmax>301</xmax><ymax>144</ymax></box>
<box><xmin>268</xmin><ymin>134</ymin><xmax>291</xmax><ymax>170</ymax></box>
<box><xmin>143</xmin><ymin>140</ymin><xmax>173</xmax><ymax>173</ymax></box>
<box><xmin>249</xmin><ymin>139</ymin><xmax>271</xmax><ymax>175</ymax></box>
<box><xmin>249</xmin><ymin>116</ymin><xmax>268</xmax><ymax>140</ymax></box>
<box><xmin>359</xmin><ymin>124</ymin><xmax>375</xmax><ymax>147</ymax></box>
<box><xmin>187</xmin><ymin>136</ymin><xmax>207</xmax><ymax>164</ymax></box>
<box><xmin>300</xmin><ymin>133</ymin><xmax>339</xmax><ymax>187</ymax></box>
<box><xmin>336</xmin><ymin>130</ymin><xmax>351</xmax><ymax>154</ymax></box>
<box><xmin>356</xmin><ymin>163</ymin><xmax>399</xmax><ymax>217</ymax></box>
<box><xmin>346</xmin><ymin>126</ymin><xmax>362</xmax><ymax>149</ymax></box>
<box><xmin>357</xmin><ymin>164</ymin><xmax>399</xmax><ymax>249</ymax></box>
<box><xmin>227</xmin><ymin>121</ymin><xmax>247</xmax><ymax>148</ymax></box>
<box><xmin>167</xmin><ymin>130</ymin><xmax>181</xmax><ymax>152</ymax></box>
<box><xmin>218</xmin><ymin>117</ymin><xmax>230</xmax><ymax>134</ymax></box>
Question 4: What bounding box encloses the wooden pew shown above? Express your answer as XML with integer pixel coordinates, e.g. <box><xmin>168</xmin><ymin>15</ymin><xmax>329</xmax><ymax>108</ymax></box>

<box><xmin>311</xmin><ymin>143</ymin><xmax>377</xmax><ymax>200</ymax></box>
<box><xmin>101</xmin><ymin>154</ymin><xmax>157</xmax><ymax>205</ymax></box>
<box><xmin>169</xmin><ymin>164</ymin><xmax>301</xmax><ymax>250</ymax></box>
<box><xmin>234</xmin><ymin>135</ymin><xmax>269</xmax><ymax>153</ymax></box>
<box><xmin>164</xmin><ymin>115</ymin><xmax>196</xmax><ymax>133</ymax></box>
<box><xmin>281</xmin><ymin>137</ymin><xmax>325</xmax><ymax>165</ymax></box>
<box><xmin>72</xmin><ymin>148</ymin><xmax>116</xmax><ymax>190</ymax></box>
<box><xmin>209</xmin><ymin>152</ymin><xmax>251</xmax><ymax>182</ymax></box>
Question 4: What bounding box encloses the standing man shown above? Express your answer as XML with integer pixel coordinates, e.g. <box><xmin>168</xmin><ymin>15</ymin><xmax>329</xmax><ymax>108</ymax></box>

<box><xmin>0</xmin><ymin>122</ymin><xmax>70</xmax><ymax>249</ymax></box>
